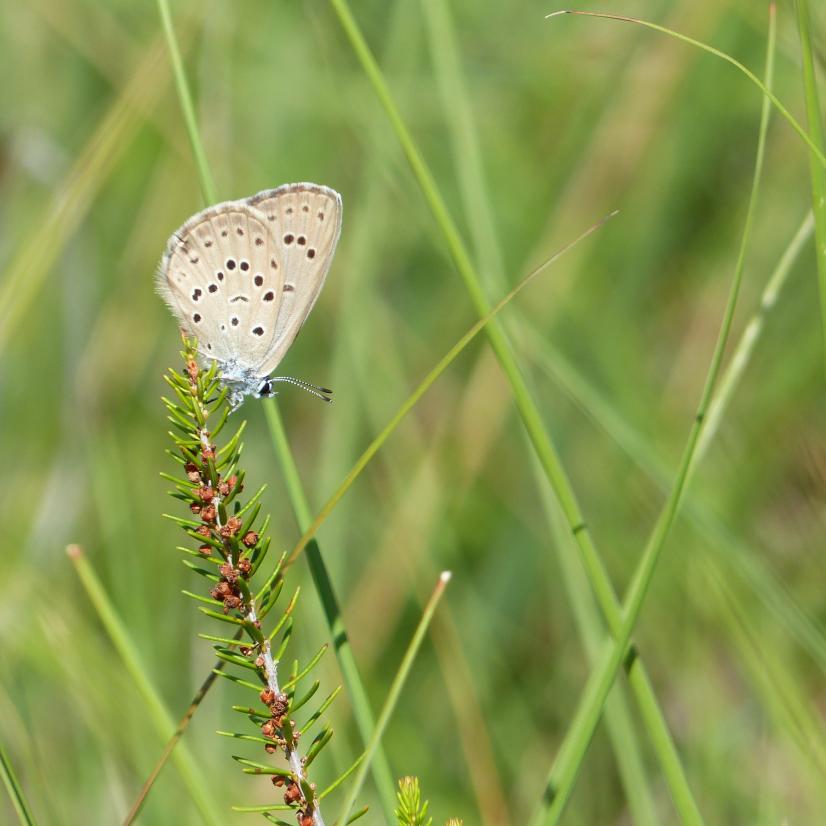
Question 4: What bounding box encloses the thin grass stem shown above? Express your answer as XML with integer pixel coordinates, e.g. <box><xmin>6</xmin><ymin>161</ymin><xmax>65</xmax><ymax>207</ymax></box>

<box><xmin>324</xmin><ymin>1</ymin><xmax>706</xmax><ymax>819</ymax></box>
<box><xmin>532</xmin><ymin>8</ymin><xmax>777</xmax><ymax>822</ymax></box>
<box><xmin>336</xmin><ymin>572</ymin><xmax>451</xmax><ymax>824</ymax></box>
<box><xmin>795</xmin><ymin>0</ymin><xmax>826</xmax><ymax>370</ymax></box>
<box><xmin>153</xmin><ymin>4</ymin><xmax>397</xmax><ymax>817</ymax></box>
<box><xmin>155</xmin><ymin>0</ymin><xmax>216</xmax><ymax>204</ymax></box>
<box><xmin>0</xmin><ymin>737</ymin><xmax>37</xmax><ymax>826</ymax></box>
<box><xmin>65</xmin><ymin>545</ymin><xmax>223</xmax><ymax>826</ymax></box>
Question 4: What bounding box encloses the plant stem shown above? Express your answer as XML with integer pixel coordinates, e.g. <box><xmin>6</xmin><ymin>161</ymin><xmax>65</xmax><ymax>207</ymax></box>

<box><xmin>325</xmin><ymin>0</ymin><xmax>703</xmax><ymax>820</ymax></box>
<box><xmin>263</xmin><ymin>401</ymin><xmax>398</xmax><ymax>819</ymax></box>
<box><xmin>156</xmin><ymin>0</ymin><xmax>216</xmax><ymax>204</ymax></box>
<box><xmin>155</xmin><ymin>3</ymin><xmax>398</xmax><ymax>818</ymax></box>
<box><xmin>795</xmin><ymin>0</ymin><xmax>826</xmax><ymax>370</ymax></box>
<box><xmin>0</xmin><ymin>737</ymin><xmax>37</xmax><ymax>826</ymax></box>
<box><xmin>532</xmin><ymin>7</ymin><xmax>777</xmax><ymax>819</ymax></box>
<box><xmin>545</xmin><ymin>9</ymin><xmax>826</xmax><ymax>167</ymax></box>
<box><xmin>66</xmin><ymin>545</ymin><xmax>224</xmax><ymax>826</ymax></box>
<box><xmin>337</xmin><ymin>572</ymin><xmax>451</xmax><ymax>824</ymax></box>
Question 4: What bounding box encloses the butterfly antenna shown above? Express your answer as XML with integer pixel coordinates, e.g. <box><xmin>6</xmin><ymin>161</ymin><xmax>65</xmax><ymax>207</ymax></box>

<box><xmin>270</xmin><ymin>376</ymin><xmax>334</xmax><ymax>403</ymax></box>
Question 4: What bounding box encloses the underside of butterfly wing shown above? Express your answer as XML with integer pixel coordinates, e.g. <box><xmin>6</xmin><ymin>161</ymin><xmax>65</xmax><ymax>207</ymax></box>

<box><xmin>158</xmin><ymin>201</ymin><xmax>286</xmax><ymax>371</ymax></box>
<box><xmin>246</xmin><ymin>183</ymin><xmax>342</xmax><ymax>376</ymax></box>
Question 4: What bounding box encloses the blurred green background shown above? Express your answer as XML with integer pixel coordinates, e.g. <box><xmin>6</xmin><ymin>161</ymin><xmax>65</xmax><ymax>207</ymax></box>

<box><xmin>2</xmin><ymin>0</ymin><xmax>826</xmax><ymax>823</ymax></box>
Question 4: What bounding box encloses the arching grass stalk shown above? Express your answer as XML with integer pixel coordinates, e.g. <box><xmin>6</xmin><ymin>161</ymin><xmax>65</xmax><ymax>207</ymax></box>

<box><xmin>284</xmin><ymin>212</ymin><xmax>615</xmax><ymax>567</ymax></box>
<box><xmin>66</xmin><ymin>545</ymin><xmax>223</xmax><ymax>826</ymax></box>
<box><xmin>337</xmin><ymin>572</ymin><xmax>452</xmax><ymax>824</ymax></box>
<box><xmin>0</xmin><ymin>736</ymin><xmax>37</xmax><ymax>826</ymax></box>
<box><xmin>794</xmin><ymin>0</ymin><xmax>826</xmax><ymax>370</ymax></box>
<box><xmin>532</xmin><ymin>6</ymin><xmax>778</xmax><ymax>822</ymax></box>
<box><xmin>323</xmin><ymin>0</ymin><xmax>702</xmax><ymax>820</ymax></box>
<box><xmin>154</xmin><ymin>0</ymin><xmax>397</xmax><ymax>817</ymax></box>
<box><xmin>161</xmin><ymin>342</ymin><xmax>360</xmax><ymax>825</ymax></box>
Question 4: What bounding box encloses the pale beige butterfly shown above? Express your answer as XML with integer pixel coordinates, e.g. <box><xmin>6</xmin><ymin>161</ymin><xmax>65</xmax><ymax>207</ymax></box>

<box><xmin>157</xmin><ymin>182</ymin><xmax>341</xmax><ymax>410</ymax></box>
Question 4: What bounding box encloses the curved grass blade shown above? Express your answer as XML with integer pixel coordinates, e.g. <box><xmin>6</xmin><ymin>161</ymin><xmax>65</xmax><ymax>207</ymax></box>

<box><xmin>337</xmin><ymin>572</ymin><xmax>451</xmax><ymax>824</ymax></box>
<box><xmin>532</xmin><ymin>7</ymin><xmax>778</xmax><ymax>822</ymax></box>
<box><xmin>285</xmin><ymin>212</ymin><xmax>615</xmax><ymax>568</ymax></box>
<box><xmin>65</xmin><ymin>546</ymin><xmax>223</xmax><ymax>826</ymax></box>
<box><xmin>795</xmin><ymin>0</ymin><xmax>826</xmax><ymax>370</ymax></box>
<box><xmin>154</xmin><ymin>1</ymin><xmax>397</xmax><ymax>818</ymax></box>
<box><xmin>544</xmin><ymin>9</ymin><xmax>824</xmax><ymax>166</ymax></box>
<box><xmin>0</xmin><ymin>737</ymin><xmax>37</xmax><ymax>826</ymax></box>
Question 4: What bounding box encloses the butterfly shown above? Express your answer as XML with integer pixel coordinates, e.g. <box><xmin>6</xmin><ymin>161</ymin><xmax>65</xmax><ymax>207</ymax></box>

<box><xmin>156</xmin><ymin>182</ymin><xmax>341</xmax><ymax>410</ymax></box>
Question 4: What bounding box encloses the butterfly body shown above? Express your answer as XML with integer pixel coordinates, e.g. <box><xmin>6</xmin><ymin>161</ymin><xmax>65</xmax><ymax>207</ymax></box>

<box><xmin>157</xmin><ymin>182</ymin><xmax>341</xmax><ymax>410</ymax></box>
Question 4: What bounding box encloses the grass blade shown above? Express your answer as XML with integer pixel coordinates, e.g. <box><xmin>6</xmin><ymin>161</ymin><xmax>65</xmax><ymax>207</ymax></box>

<box><xmin>154</xmin><ymin>2</ymin><xmax>399</xmax><ymax>817</ymax></box>
<box><xmin>337</xmin><ymin>572</ymin><xmax>451</xmax><ymax>824</ymax></box>
<box><xmin>323</xmin><ymin>0</ymin><xmax>704</xmax><ymax>819</ymax></box>
<box><xmin>532</xmin><ymin>7</ymin><xmax>777</xmax><ymax>821</ymax></box>
<box><xmin>795</xmin><ymin>0</ymin><xmax>826</xmax><ymax>370</ymax></box>
<box><xmin>0</xmin><ymin>737</ymin><xmax>37</xmax><ymax>826</ymax></box>
<box><xmin>65</xmin><ymin>546</ymin><xmax>223</xmax><ymax>826</ymax></box>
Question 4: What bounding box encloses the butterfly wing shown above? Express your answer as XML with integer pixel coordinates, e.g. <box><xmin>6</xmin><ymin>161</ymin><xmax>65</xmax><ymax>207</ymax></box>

<box><xmin>246</xmin><ymin>183</ymin><xmax>342</xmax><ymax>376</ymax></box>
<box><xmin>157</xmin><ymin>201</ymin><xmax>286</xmax><ymax>369</ymax></box>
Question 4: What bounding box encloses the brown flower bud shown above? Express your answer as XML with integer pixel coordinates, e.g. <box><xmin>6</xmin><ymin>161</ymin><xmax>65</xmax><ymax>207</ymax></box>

<box><xmin>261</xmin><ymin>719</ymin><xmax>277</xmax><ymax>738</ymax></box>
<box><xmin>270</xmin><ymin>693</ymin><xmax>290</xmax><ymax>716</ymax></box>
<box><xmin>299</xmin><ymin>813</ymin><xmax>313</xmax><ymax>826</ymax></box>
<box><xmin>271</xmin><ymin>775</ymin><xmax>285</xmax><ymax>787</ymax></box>
<box><xmin>218</xmin><ymin>562</ymin><xmax>235</xmax><ymax>579</ymax></box>
<box><xmin>223</xmin><ymin>595</ymin><xmax>242</xmax><ymax>613</ymax></box>
<box><xmin>264</xmin><ymin>743</ymin><xmax>277</xmax><ymax>754</ymax></box>
<box><xmin>254</xmin><ymin>655</ymin><xmax>265</xmax><ymax>668</ymax></box>
<box><xmin>217</xmin><ymin>480</ymin><xmax>231</xmax><ymax>496</ymax></box>
<box><xmin>283</xmin><ymin>782</ymin><xmax>301</xmax><ymax>805</ymax></box>
<box><xmin>237</xmin><ymin>557</ymin><xmax>252</xmax><ymax>576</ymax></box>
<box><xmin>201</xmin><ymin>445</ymin><xmax>215</xmax><ymax>460</ymax></box>
<box><xmin>200</xmin><ymin>504</ymin><xmax>217</xmax><ymax>523</ymax></box>
<box><xmin>197</xmin><ymin>525</ymin><xmax>211</xmax><ymax>537</ymax></box>
<box><xmin>242</xmin><ymin>531</ymin><xmax>258</xmax><ymax>548</ymax></box>
<box><xmin>198</xmin><ymin>486</ymin><xmax>214</xmax><ymax>503</ymax></box>
<box><xmin>189</xmin><ymin>503</ymin><xmax>202</xmax><ymax>515</ymax></box>
<box><xmin>198</xmin><ymin>544</ymin><xmax>212</xmax><ymax>557</ymax></box>
<box><xmin>186</xmin><ymin>360</ymin><xmax>198</xmax><ymax>381</ymax></box>
<box><xmin>214</xmin><ymin>581</ymin><xmax>233</xmax><ymax>597</ymax></box>
<box><xmin>260</xmin><ymin>689</ymin><xmax>275</xmax><ymax>705</ymax></box>
<box><xmin>220</xmin><ymin>517</ymin><xmax>242</xmax><ymax>538</ymax></box>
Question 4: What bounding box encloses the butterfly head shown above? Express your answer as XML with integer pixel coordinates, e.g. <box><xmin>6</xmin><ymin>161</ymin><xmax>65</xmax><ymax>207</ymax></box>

<box><xmin>256</xmin><ymin>377</ymin><xmax>274</xmax><ymax>398</ymax></box>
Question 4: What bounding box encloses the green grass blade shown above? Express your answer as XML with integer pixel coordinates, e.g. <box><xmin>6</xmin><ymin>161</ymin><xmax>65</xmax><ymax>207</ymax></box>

<box><xmin>537</xmin><ymin>465</ymin><xmax>658</xmax><ymax>826</ymax></box>
<box><xmin>545</xmin><ymin>9</ymin><xmax>825</xmax><ymax>167</ymax></box>
<box><xmin>532</xmin><ymin>7</ymin><xmax>778</xmax><ymax>821</ymax></box>
<box><xmin>263</xmin><ymin>400</ymin><xmax>398</xmax><ymax>820</ymax></box>
<box><xmin>795</xmin><ymin>0</ymin><xmax>826</xmax><ymax>370</ymax></box>
<box><xmin>122</xmin><ymin>649</ymin><xmax>235</xmax><ymax>825</ymax></box>
<box><xmin>155</xmin><ymin>0</ymin><xmax>216</xmax><ymax>204</ymax></box>
<box><xmin>66</xmin><ymin>546</ymin><xmax>223</xmax><ymax>826</ymax></box>
<box><xmin>327</xmin><ymin>0</ymin><xmax>702</xmax><ymax>819</ymax></box>
<box><xmin>285</xmin><ymin>214</ymin><xmax>613</xmax><ymax>567</ymax></box>
<box><xmin>154</xmin><ymin>3</ymin><xmax>398</xmax><ymax>817</ymax></box>
<box><xmin>337</xmin><ymin>572</ymin><xmax>451</xmax><ymax>824</ymax></box>
<box><xmin>0</xmin><ymin>737</ymin><xmax>37</xmax><ymax>826</ymax></box>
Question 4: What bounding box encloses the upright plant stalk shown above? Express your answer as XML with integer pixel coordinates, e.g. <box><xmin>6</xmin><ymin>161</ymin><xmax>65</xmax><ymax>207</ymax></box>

<box><xmin>0</xmin><ymin>738</ymin><xmax>37</xmax><ymax>826</ymax></box>
<box><xmin>533</xmin><ymin>7</ymin><xmax>778</xmax><ymax>822</ymax></box>
<box><xmin>338</xmin><ymin>572</ymin><xmax>451</xmax><ymax>824</ymax></box>
<box><xmin>67</xmin><ymin>545</ymin><xmax>224</xmax><ymax>826</ymax></box>
<box><xmin>324</xmin><ymin>0</ymin><xmax>703</xmax><ymax>820</ymax></box>
<box><xmin>154</xmin><ymin>2</ymin><xmax>397</xmax><ymax>818</ymax></box>
<box><xmin>162</xmin><ymin>345</ymin><xmax>359</xmax><ymax>825</ymax></box>
<box><xmin>795</xmin><ymin>0</ymin><xmax>826</xmax><ymax>369</ymax></box>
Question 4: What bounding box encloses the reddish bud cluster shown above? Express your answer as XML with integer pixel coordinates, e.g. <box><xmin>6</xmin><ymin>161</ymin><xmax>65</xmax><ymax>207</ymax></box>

<box><xmin>283</xmin><ymin>781</ymin><xmax>301</xmax><ymax>805</ymax></box>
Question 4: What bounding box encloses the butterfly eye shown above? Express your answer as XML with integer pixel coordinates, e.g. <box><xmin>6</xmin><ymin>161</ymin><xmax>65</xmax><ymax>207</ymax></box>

<box><xmin>257</xmin><ymin>379</ymin><xmax>272</xmax><ymax>397</ymax></box>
